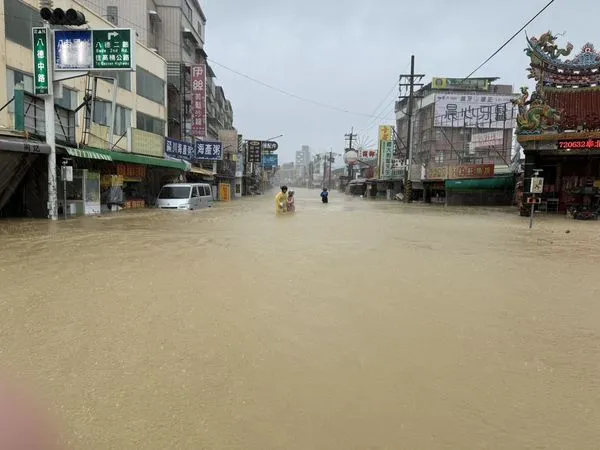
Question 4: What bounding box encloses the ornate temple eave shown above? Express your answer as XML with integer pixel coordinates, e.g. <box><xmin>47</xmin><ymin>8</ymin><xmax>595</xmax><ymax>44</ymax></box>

<box><xmin>516</xmin><ymin>130</ymin><xmax>600</xmax><ymax>143</ymax></box>
<box><xmin>526</xmin><ymin>35</ymin><xmax>600</xmax><ymax>71</ymax></box>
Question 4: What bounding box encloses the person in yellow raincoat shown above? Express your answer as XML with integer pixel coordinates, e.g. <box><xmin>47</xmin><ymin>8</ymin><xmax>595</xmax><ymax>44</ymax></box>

<box><xmin>275</xmin><ymin>185</ymin><xmax>288</xmax><ymax>214</ymax></box>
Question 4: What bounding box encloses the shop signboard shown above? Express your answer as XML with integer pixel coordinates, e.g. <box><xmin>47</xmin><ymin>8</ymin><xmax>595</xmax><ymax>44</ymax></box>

<box><xmin>434</xmin><ymin>94</ymin><xmax>517</xmax><ymax>129</ymax></box>
<box><xmin>359</xmin><ymin>149</ymin><xmax>377</xmax><ymax>159</ymax></box>
<box><xmin>558</xmin><ymin>139</ymin><xmax>600</xmax><ymax>150</ymax></box>
<box><xmin>191</xmin><ymin>62</ymin><xmax>207</xmax><ymax>137</ymax></box>
<box><xmin>195</xmin><ymin>140</ymin><xmax>223</xmax><ymax>161</ymax></box>
<box><xmin>262</xmin><ymin>141</ymin><xmax>278</xmax><ymax>152</ymax></box>
<box><xmin>432</xmin><ymin>77</ymin><xmax>490</xmax><ymax>91</ymax></box>
<box><xmin>378</xmin><ymin>125</ymin><xmax>394</xmax><ymax>179</ymax></box>
<box><xmin>247</xmin><ymin>140</ymin><xmax>262</xmax><ymax>163</ymax></box>
<box><xmin>448</xmin><ymin>163</ymin><xmax>494</xmax><ymax>180</ymax></box>
<box><xmin>469</xmin><ymin>130</ymin><xmax>504</xmax><ymax>152</ymax></box>
<box><xmin>426</xmin><ymin>166</ymin><xmax>449</xmax><ymax>180</ymax></box>
<box><xmin>54</xmin><ymin>29</ymin><xmax>135</xmax><ymax>71</ymax></box>
<box><xmin>262</xmin><ymin>154</ymin><xmax>278</xmax><ymax>169</ymax></box>
<box><xmin>116</xmin><ymin>164</ymin><xmax>146</xmax><ymax>178</ymax></box>
<box><xmin>165</xmin><ymin>137</ymin><xmax>194</xmax><ymax>160</ymax></box>
<box><xmin>32</xmin><ymin>28</ymin><xmax>50</xmax><ymax>95</ymax></box>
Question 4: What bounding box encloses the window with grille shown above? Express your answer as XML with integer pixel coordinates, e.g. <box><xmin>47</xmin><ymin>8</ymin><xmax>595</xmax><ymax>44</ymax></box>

<box><xmin>106</xmin><ymin>6</ymin><xmax>118</xmax><ymax>25</ymax></box>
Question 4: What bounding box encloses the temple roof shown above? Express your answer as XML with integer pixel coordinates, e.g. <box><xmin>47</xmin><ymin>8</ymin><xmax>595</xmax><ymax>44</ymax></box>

<box><xmin>526</xmin><ymin>32</ymin><xmax>600</xmax><ymax>88</ymax></box>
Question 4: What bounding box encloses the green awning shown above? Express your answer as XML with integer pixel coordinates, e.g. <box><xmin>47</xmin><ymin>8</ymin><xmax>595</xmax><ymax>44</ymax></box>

<box><xmin>83</xmin><ymin>147</ymin><xmax>188</xmax><ymax>170</ymax></box>
<box><xmin>65</xmin><ymin>147</ymin><xmax>113</xmax><ymax>161</ymax></box>
<box><xmin>445</xmin><ymin>175</ymin><xmax>515</xmax><ymax>191</ymax></box>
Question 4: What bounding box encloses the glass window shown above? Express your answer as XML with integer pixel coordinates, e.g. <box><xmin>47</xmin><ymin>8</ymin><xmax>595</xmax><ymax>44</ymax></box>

<box><xmin>101</xmin><ymin>71</ymin><xmax>131</xmax><ymax>91</ymax></box>
<box><xmin>4</xmin><ymin>0</ymin><xmax>42</xmax><ymax>48</ymax></box>
<box><xmin>136</xmin><ymin>67</ymin><xmax>165</xmax><ymax>104</ymax></box>
<box><xmin>191</xmin><ymin>186</ymin><xmax>199</xmax><ymax>197</ymax></box>
<box><xmin>136</xmin><ymin>112</ymin><xmax>165</xmax><ymax>136</ymax></box>
<box><xmin>158</xmin><ymin>186</ymin><xmax>190</xmax><ymax>199</ymax></box>
<box><xmin>92</xmin><ymin>100</ymin><xmax>110</xmax><ymax>126</ymax></box>
<box><xmin>55</xmin><ymin>87</ymin><xmax>77</xmax><ymax>110</ymax></box>
<box><xmin>115</xmin><ymin>106</ymin><xmax>131</xmax><ymax>136</ymax></box>
<box><xmin>93</xmin><ymin>100</ymin><xmax>130</xmax><ymax>136</ymax></box>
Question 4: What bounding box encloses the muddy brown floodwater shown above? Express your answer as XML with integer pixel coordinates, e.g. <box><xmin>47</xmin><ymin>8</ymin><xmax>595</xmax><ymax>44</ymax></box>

<box><xmin>1</xmin><ymin>188</ymin><xmax>599</xmax><ymax>449</ymax></box>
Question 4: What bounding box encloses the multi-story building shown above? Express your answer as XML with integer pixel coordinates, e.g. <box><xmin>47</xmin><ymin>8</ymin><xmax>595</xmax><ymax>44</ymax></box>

<box><xmin>79</xmin><ymin>0</ymin><xmax>234</xmax><ymax>145</ymax></box>
<box><xmin>295</xmin><ymin>145</ymin><xmax>311</xmax><ymax>180</ymax></box>
<box><xmin>395</xmin><ymin>77</ymin><xmax>518</xmax><ymax>203</ymax></box>
<box><xmin>78</xmin><ymin>0</ymin><xmax>206</xmax><ymax>141</ymax></box>
<box><xmin>0</xmin><ymin>0</ymin><xmax>183</xmax><ymax>218</ymax></box>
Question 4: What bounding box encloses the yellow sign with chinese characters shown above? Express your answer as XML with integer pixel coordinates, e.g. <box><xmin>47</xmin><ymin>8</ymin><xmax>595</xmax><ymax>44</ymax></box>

<box><xmin>378</xmin><ymin>125</ymin><xmax>393</xmax><ymax>142</ymax></box>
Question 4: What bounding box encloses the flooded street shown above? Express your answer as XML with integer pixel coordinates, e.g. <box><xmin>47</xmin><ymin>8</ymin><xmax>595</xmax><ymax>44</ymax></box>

<box><xmin>1</xmin><ymin>188</ymin><xmax>599</xmax><ymax>449</ymax></box>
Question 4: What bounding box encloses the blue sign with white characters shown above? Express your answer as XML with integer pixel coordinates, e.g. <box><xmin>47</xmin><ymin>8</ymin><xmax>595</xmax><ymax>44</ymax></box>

<box><xmin>195</xmin><ymin>140</ymin><xmax>223</xmax><ymax>161</ymax></box>
<box><xmin>165</xmin><ymin>137</ymin><xmax>194</xmax><ymax>160</ymax></box>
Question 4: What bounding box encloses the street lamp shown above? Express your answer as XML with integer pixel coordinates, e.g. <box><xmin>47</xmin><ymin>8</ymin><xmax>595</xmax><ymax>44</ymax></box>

<box><xmin>263</xmin><ymin>134</ymin><xmax>283</xmax><ymax>141</ymax></box>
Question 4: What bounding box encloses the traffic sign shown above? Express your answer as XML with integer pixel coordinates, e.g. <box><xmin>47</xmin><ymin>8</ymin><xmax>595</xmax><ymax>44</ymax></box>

<box><xmin>92</xmin><ymin>29</ymin><xmax>134</xmax><ymax>70</ymax></box>
<box><xmin>53</xmin><ymin>28</ymin><xmax>134</xmax><ymax>71</ymax></box>
<box><xmin>530</xmin><ymin>177</ymin><xmax>544</xmax><ymax>194</ymax></box>
<box><xmin>32</xmin><ymin>28</ymin><xmax>50</xmax><ymax>95</ymax></box>
<box><xmin>54</xmin><ymin>29</ymin><xmax>92</xmax><ymax>70</ymax></box>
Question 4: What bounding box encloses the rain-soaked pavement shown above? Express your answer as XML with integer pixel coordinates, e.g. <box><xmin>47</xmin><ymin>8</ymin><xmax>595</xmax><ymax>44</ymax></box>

<box><xmin>1</xmin><ymin>188</ymin><xmax>599</xmax><ymax>449</ymax></box>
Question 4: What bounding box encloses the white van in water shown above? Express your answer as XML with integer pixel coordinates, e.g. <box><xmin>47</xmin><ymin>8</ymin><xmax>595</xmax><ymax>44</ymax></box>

<box><xmin>157</xmin><ymin>183</ymin><xmax>213</xmax><ymax>210</ymax></box>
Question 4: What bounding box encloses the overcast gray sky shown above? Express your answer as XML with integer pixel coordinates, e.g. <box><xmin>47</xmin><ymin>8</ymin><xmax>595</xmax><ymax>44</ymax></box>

<box><xmin>202</xmin><ymin>0</ymin><xmax>587</xmax><ymax>163</ymax></box>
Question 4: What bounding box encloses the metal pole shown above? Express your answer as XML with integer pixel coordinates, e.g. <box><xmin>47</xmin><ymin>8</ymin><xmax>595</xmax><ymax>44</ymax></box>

<box><xmin>44</xmin><ymin>22</ymin><xmax>57</xmax><ymax>220</ymax></box>
<box><xmin>405</xmin><ymin>55</ymin><xmax>415</xmax><ymax>203</ymax></box>
<box><xmin>529</xmin><ymin>199</ymin><xmax>535</xmax><ymax>229</ymax></box>
<box><xmin>329</xmin><ymin>148</ymin><xmax>332</xmax><ymax>189</ymax></box>
<box><xmin>62</xmin><ymin>164</ymin><xmax>67</xmax><ymax>220</ymax></box>
<box><xmin>108</xmin><ymin>77</ymin><xmax>117</xmax><ymax>147</ymax></box>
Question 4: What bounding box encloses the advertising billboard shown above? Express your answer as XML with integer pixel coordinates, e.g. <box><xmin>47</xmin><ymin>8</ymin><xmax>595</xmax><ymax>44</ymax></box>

<box><xmin>434</xmin><ymin>94</ymin><xmax>517</xmax><ymax>129</ymax></box>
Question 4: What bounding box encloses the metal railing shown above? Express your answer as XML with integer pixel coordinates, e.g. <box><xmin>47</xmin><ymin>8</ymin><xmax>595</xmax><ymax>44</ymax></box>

<box><xmin>24</xmin><ymin>93</ymin><xmax>76</xmax><ymax>146</ymax></box>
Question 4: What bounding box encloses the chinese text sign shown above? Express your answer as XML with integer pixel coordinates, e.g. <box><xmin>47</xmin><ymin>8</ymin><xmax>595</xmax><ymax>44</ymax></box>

<box><xmin>195</xmin><ymin>141</ymin><xmax>223</xmax><ymax>161</ymax></box>
<box><xmin>92</xmin><ymin>29</ymin><xmax>133</xmax><ymax>70</ymax></box>
<box><xmin>191</xmin><ymin>63</ymin><xmax>207</xmax><ymax>137</ymax></box>
<box><xmin>32</xmin><ymin>28</ymin><xmax>50</xmax><ymax>95</ymax></box>
<box><xmin>434</xmin><ymin>94</ymin><xmax>517</xmax><ymax>129</ymax></box>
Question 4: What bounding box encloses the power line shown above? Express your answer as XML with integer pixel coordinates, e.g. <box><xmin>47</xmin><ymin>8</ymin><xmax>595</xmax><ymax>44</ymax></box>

<box><xmin>207</xmin><ymin>59</ymin><xmax>393</xmax><ymax>120</ymax></box>
<box><xmin>22</xmin><ymin>0</ymin><xmax>398</xmax><ymax>121</ymax></box>
<box><xmin>464</xmin><ymin>0</ymin><xmax>556</xmax><ymax>79</ymax></box>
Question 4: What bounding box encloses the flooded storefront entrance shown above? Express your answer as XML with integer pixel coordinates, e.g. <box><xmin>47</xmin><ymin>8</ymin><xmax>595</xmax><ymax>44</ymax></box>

<box><xmin>0</xmin><ymin>189</ymin><xmax>598</xmax><ymax>449</ymax></box>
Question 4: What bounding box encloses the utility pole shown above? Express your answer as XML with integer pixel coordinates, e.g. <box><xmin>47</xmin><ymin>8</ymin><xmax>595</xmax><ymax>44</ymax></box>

<box><xmin>328</xmin><ymin>147</ymin><xmax>333</xmax><ymax>189</ymax></box>
<box><xmin>345</xmin><ymin>127</ymin><xmax>356</xmax><ymax>182</ymax></box>
<box><xmin>43</xmin><ymin>19</ymin><xmax>57</xmax><ymax>220</ymax></box>
<box><xmin>398</xmin><ymin>55</ymin><xmax>424</xmax><ymax>203</ymax></box>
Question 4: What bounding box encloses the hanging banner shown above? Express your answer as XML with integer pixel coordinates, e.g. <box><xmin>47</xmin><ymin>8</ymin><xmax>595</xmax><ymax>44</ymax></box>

<box><xmin>191</xmin><ymin>62</ymin><xmax>207</xmax><ymax>137</ymax></box>
<box><xmin>378</xmin><ymin>125</ymin><xmax>394</xmax><ymax>179</ymax></box>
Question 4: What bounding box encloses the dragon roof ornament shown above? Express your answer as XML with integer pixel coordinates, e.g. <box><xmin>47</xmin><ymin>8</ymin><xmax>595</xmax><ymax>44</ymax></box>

<box><xmin>526</xmin><ymin>31</ymin><xmax>600</xmax><ymax>70</ymax></box>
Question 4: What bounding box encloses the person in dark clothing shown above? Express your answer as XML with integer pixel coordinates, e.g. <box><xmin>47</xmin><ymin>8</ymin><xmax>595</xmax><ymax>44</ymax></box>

<box><xmin>320</xmin><ymin>187</ymin><xmax>329</xmax><ymax>204</ymax></box>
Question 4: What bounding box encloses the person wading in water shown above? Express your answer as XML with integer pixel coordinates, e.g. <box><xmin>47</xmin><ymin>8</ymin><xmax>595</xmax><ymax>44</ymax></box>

<box><xmin>275</xmin><ymin>186</ymin><xmax>288</xmax><ymax>214</ymax></box>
